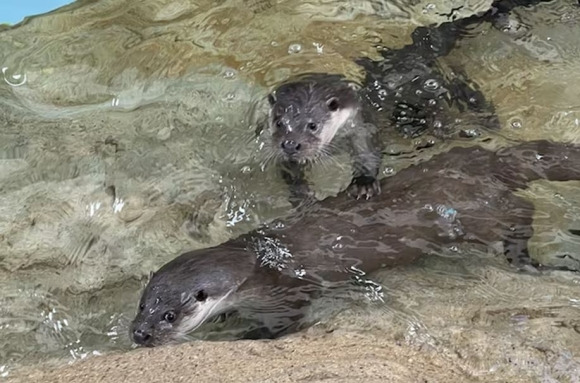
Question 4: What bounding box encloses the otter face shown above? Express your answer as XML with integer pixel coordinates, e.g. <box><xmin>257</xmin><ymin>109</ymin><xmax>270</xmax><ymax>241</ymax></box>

<box><xmin>267</xmin><ymin>76</ymin><xmax>359</xmax><ymax>163</ymax></box>
<box><xmin>130</xmin><ymin>248</ymin><xmax>250</xmax><ymax>347</ymax></box>
<box><xmin>130</xmin><ymin>284</ymin><xmax>234</xmax><ymax>347</ymax></box>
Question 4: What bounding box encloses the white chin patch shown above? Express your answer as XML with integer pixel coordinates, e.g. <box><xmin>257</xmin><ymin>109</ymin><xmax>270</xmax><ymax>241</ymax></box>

<box><xmin>176</xmin><ymin>290</ymin><xmax>234</xmax><ymax>336</ymax></box>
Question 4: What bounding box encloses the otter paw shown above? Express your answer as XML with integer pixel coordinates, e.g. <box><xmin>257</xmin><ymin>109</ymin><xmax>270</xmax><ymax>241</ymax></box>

<box><xmin>348</xmin><ymin>176</ymin><xmax>381</xmax><ymax>200</ymax></box>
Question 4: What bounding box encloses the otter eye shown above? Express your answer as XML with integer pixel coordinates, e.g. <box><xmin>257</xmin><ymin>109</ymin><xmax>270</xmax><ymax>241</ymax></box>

<box><xmin>327</xmin><ymin>97</ymin><xmax>340</xmax><ymax>111</ymax></box>
<box><xmin>307</xmin><ymin>122</ymin><xmax>317</xmax><ymax>131</ymax></box>
<box><xmin>195</xmin><ymin>290</ymin><xmax>208</xmax><ymax>302</ymax></box>
<box><xmin>163</xmin><ymin>311</ymin><xmax>176</xmax><ymax>323</ymax></box>
<box><xmin>139</xmin><ymin>304</ymin><xmax>145</xmax><ymax>311</ymax></box>
<box><xmin>275</xmin><ymin>120</ymin><xmax>284</xmax><ymax>129</ymax></box>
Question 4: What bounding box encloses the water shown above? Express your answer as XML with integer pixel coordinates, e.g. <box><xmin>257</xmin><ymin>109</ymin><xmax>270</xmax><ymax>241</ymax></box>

<box><xmin>1</xmin><ymin>0</ymin><xmax>580</xmax><ymax>380</ymax></box>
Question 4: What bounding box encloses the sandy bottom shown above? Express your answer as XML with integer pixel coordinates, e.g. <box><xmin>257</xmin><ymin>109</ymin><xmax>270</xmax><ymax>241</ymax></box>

<box><xmin>6</xmin><ymin>331</ymin><xmax>521</xmax><ymax>383</ymax></box>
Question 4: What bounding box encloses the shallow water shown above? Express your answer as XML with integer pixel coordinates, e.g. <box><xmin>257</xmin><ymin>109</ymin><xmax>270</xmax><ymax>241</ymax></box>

<box><xmin>1</xmin><ymin>0</ymin><xmax>580</xmax><ymax>380</ymax></box>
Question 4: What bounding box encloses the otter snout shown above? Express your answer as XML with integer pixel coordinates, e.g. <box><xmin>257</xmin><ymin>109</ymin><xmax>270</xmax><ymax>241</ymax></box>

<box><xmin>281</xmin><ymin>140</ymin><xmax>301</xmax><ymax>155</ymax></box>
<box><xmin>131</xmin><ymin>325</ymin><xmax>154</xmax><ymax>347</ymax></box>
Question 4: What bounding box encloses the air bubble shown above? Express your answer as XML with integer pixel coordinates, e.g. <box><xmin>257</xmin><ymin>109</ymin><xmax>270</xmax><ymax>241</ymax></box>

<box><xmin>423</xmin><ymin>79</ymin><xmax>440</xmax><ymax>91</ymax></box>
<box><xmin>383</xmin><ymin>167</ymin><xmax>394</xmax><ymax>175</ymax></box>
<box><xmin>2</xmin><ymin>67</ymin><xmax>27</xmax><ymax>87</ymax></box>
<box><xmin>288</xmin><ymin>43</ymin><xmax>302</xmax><ymax>54</ymax></box>
<box><xmin>510</xmin><ymin>119</ymin><xmax>523</xmax><ymax>129</ymax></box>
<box><xmin>223</xmin><ymin>69</ymin><xmax>237</xmax><ymax>79</ymax></box>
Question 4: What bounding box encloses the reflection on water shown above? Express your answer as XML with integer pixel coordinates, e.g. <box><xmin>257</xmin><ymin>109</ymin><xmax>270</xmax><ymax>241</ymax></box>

<box><xmin>1</xmin><ymin>0</ymin><xmax>580</xmax><ymax>380</ymax></box>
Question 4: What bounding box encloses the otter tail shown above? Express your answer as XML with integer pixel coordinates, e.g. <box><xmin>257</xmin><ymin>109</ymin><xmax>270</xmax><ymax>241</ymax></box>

<box><xmin>494</xmin><ymin>140</ymin><xmax>580</xmax><ymax>189</ymax></box>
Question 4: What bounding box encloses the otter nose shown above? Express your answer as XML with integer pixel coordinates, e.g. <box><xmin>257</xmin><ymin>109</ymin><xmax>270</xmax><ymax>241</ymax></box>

<box><xmin>132</xmin><ymin>328</ymin><xmax>153</xmax><ymax>346</ymax></box>
<box><xmin>281</xmin><ymin>140</ymin><xmax>301</xmax><ymax>154</ymax></box>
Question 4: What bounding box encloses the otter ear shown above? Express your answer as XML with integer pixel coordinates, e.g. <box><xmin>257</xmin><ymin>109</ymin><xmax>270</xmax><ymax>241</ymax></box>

<box><xmin>267</xmin><ymin>93</ymin><xmax>276</xmax><ymax>106</ymax></box>
<box><xmin>327</xmin><ymin>97</ymin><xmax>340</xmax><ymax>111</ymax></box>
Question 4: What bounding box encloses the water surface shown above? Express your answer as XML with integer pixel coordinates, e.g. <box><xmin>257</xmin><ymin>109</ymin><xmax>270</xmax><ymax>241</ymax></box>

<box><xmin>1</xmin><ymin>0</ymin><xmax>580</xmax><ymax>380</ymax></box>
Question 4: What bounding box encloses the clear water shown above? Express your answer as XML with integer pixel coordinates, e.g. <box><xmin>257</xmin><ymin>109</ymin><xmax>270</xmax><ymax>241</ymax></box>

<box><xmin>1</xmin><ymin>0</ymin><xmax>580</xmax><ymax>380</ymax></box>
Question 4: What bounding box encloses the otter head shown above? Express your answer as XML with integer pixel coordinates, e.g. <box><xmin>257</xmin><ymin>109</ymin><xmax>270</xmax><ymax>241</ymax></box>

<box><xmin>130</xmin><ymin>247</ymin><xmax>252</xmax><ymax>347</ymax></box>
<box><xmin>267</xmin><ymin>75</ymin><xmax>360</xmax><ymax>163</ymax></box>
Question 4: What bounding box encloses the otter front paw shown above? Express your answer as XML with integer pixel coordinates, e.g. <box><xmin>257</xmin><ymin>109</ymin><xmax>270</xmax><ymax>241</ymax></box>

<box><xmin>348</xmin><ymin>176</ymin><xmax>381</xmax><ymax>200</ymax></box>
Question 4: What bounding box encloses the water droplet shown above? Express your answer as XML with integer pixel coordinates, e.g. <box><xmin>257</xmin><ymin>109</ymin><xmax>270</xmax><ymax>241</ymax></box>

<box><xmin>223</xmin><ymin>69</ymin><xmax>237</xmax><ymax>79</ymax></box>
<box><xmin>383</xmin><ymin>167</ymin><xmax>394</xmax><ymax>175</ymax></box>
<box><xmin>436</xmin><ymin>204</ymin><xmax>457</xmax><ymax>221</ymax></box>
<box><xmin>2</xmin><ymin>67</ymin><xmax>27</xmax><ymax>87</ymax></box>
<box><xmin>224</xmin><ymin>92</ymin><xmax>236</xmax><ymax>101</ymax></box>
<box><xmin>449</xmin><ymin>245</ymin><xmax>458</xmax><ymax>252</ymax></box>
<box><xmin>415</xmin><ymin>89</ymin><xmax>423</xmax><ymax>96</ymax></box>
<box><xmin>510</xmin><ymin>118</ymin><xmax>523</xmax><ymax>129</ymax></box>
<box><xmin>422</xmin><ymin>3</ymin><xmax>436</xmax><ymax>13</ymax></box>
<box><xmin>433</xmin><ymin>120</ymin><xmax>443</xmax><ymax>129</ymax></box>
<box><xmin>460</xmin><ymin>129</ymin><xmax>480</xmax><ymax>138</ymax></box>
<box><xmin>428</xmin><ymin>99</ymin><xmax>437</xmax><ymax>106</ymax></box>
<box><xmin>241</xmin><ymin>165</ymin><xmax>251</xmax><ymax>173</ymax></box>
<box><xmin>423</xmin><ymin>79</ymin><xmax>440</xmax><ymax>91</ymax></box>
<box><xmin>288</xmin><ymin>43</ymin><xmax>302</xmax><ymax>54</ymax></box>
<box><xmin>313</xmin><ymin>42</ymin><xmax>324</xmax><ymax>54</ymax></box>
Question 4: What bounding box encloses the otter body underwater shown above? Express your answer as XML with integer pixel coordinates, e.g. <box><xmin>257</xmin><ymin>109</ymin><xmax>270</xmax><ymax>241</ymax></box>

<box><xmin>131</xmin><ymin>139</ymin><xmax>580</xmax><ymax>347</ymax></box>
<box><xmin>259</xmin><ymin>0</ymin><xmax>552</xmax><ymax>202</ymax></box>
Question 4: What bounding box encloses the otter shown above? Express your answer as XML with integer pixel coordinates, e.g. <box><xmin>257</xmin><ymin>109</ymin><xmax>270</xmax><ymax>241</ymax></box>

<box><xmin>265</xmin><ymin>74</ymin><xmax>382</xmax><ymax>201</ymax></box>
<box><xmin>131</xmin><ymin>139</ymin><xmax>580</xmax><ymax>347</ymax></box>
<box><xmin>261</xmin><ymin>0</ymin><xmax>552</xmax><ymax>204</ymax></box>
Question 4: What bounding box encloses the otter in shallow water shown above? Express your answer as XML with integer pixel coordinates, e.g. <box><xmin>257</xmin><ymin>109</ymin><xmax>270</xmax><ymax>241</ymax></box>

<box><xmin>261</xmin><ymin>0</ymin><xmax>552</xmax><ymax>204</ymax></box>
<box><xmin>131</xmin><ymin>139</ymin><xmax>580</xmax><ymax>347</ymax></box>
<box><xmin>266</xmin><ymin>74</ymin><xmax>382</xmax><ymax>201</ymax></box>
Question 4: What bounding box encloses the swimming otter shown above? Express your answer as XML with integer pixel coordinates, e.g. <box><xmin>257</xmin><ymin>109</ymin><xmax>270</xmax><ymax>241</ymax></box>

<box><xmin>262</xmin><ymin>0</ymin><xmax>552</xmax><ymax>203</ymax></box>
<box><xmin>131</xmin><ymin>139</ymin><xmax>580</xmax><ymax>347</ymax></box>
<box><xmin>266</xmin><ymin>74</ymin><xmax>382</xmax><ymax>201</ymax></box>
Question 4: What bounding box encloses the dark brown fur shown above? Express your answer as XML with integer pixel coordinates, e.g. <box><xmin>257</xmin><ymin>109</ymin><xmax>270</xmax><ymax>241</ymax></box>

<box><xmin>132</xmin><ymin>140</ymin><xmax>580</xmax><ymax>345</ymax></box>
